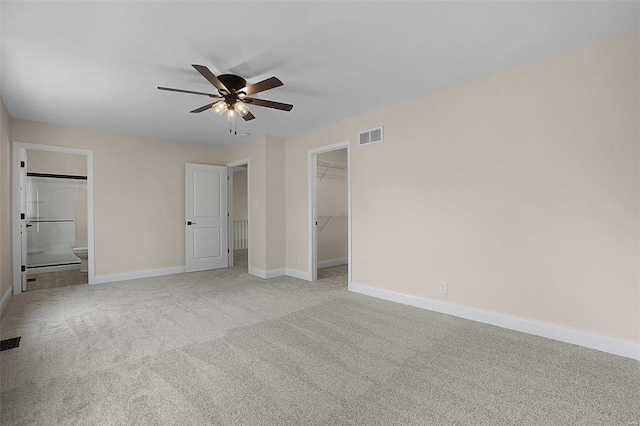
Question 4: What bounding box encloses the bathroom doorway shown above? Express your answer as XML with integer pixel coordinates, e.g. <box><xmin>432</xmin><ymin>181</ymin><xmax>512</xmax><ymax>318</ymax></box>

<box><xmin>13</xmin><ymin>142</ymin><xmax>95</xmax><ymax>294</ymax></box>
<box><xmin>24</xmin><ymin>150</ymin><xmax>88</xmax><ymax>290</ymax></box>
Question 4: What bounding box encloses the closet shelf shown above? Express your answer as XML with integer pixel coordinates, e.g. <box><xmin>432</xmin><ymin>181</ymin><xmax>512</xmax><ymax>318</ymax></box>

<box><xmin>317</xmin><ymin>215</ymin><xmax>347</xmax><ymax>231</ymax></box>
<box><xmin>317</xmin><ymin>160</ymin><xmax>347</xmax><ymax>180</ymax></box>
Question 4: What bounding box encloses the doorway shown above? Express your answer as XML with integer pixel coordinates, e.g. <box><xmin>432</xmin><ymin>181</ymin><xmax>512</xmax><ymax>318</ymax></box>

<box><xmin>309</xmin><ymin>142</ymin><xmax>351</xmax><ymax>284</ymax></box>
<box><xmin>226</xmin><ymin>159</ymin><xmax>250</xmax><ymax>271</ymax></box>
<box><xmin>13</xmin><ymin>142</ymin><xmax>95</xmax><ymax>293</ymax></box>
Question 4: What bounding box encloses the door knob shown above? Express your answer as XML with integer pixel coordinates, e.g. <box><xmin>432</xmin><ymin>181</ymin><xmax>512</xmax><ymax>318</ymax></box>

<box><xmin>187</xmin><ymin>221</ymin><xmax>197</xmax><ymax>225</ymax></box>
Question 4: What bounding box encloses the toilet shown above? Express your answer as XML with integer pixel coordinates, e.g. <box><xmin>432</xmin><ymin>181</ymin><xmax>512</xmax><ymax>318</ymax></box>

<box><xmin>72</xmin><ymin>247</ymin><xmax>88</xmax><ymax>272</ymax></box>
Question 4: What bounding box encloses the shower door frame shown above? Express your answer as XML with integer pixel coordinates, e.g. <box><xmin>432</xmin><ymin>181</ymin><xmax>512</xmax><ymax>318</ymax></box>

<box><xmin>12</xmin><ymin>142</ymin><xmax>95</xmax><ymax>293</ymax></box>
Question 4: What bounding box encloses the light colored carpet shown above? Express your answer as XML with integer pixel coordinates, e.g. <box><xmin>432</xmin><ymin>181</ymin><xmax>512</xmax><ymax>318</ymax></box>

<box><xmin>1</xmin><ymin>262</ymin><xmax>638</xmax><ymax>425</ymax></box>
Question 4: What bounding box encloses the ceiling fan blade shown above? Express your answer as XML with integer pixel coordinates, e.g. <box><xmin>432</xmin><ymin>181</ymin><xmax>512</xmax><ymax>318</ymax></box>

<box><xmin>244</xmin><ymin>97</ymin><xmax>293</xmax><ymax>112</ymax></box>
<box><xmin>158</xmin><ymin>86</ymin><xmax>220</xmax><ymax>98</ymax></box>
<box><xmin>192</xmin><ymin>64</ymin><xmax>230</xmax><ymax>94</ymax></box>
<box><xmin>190</xmin><ymin>102</ymin><xmax>216</xmax><ymax>113</ymax></box>
<box><xmin>242</xmin><ymin>111</ymin><xmax>256</xmax><ymax>121</ymax></box>
<box><xmin>243</xmin><ymin>77</ymin><xmax>283</xmax><ymax>96</ymax></box>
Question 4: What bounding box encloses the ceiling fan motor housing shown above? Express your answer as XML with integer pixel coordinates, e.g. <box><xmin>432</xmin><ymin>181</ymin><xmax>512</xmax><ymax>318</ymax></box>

<box><xmin>218</xmin><ymin>74</ymin><xmax>247</xmax><ymax>95</ymax></box>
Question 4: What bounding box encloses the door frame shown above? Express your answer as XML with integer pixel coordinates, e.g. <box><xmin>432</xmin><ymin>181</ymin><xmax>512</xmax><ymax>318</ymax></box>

<box><xmin>308</xmin><ymin>141</ymin><xmax>351</xmax><ymax>282</ymax></box>
<box><xmin>225</xmin><ymin>158</ymin><xmax>250</xmax><ymax>269</ymax></box>
<box><xmin>12</xmin><ymin>141</ymin><xmax>95</xmax><ymax>293</ymax></box>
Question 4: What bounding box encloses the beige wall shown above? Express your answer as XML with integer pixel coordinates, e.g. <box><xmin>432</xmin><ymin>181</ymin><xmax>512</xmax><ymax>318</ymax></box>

<box><xmin>224</xmin><ymin>135</ymin><xmax>286</xmax><ymax>272</ymax></box>
<box><xmin>0</xmin><ymin>99</ymin><xmax>12</xmax><ymax>300</ymax></box>
<box><xmin>317</xmin><ymin>149</ymin><xmax>348</xmax><ymax>263</ymax></box>
<box><xmin>26</xmin><ymin>150</ymin><xmax>88</xmax><ymax>248</ymax></box>
<box><xmin>232</xmin><ymin>169</ymin><xmax>248</xmax><ymax>222</ymax></box>
<box><xmin>225</xmin><ymin>136</ymin><xmax>267</xmax><ymax>271</ymax></box>
<box><xmin>264</xmin><ymin>135</ymin><xmax>286</xmax><ymax>271</ymax></box>
<box><xmin>286</xmin><ymin>30</ymin><xmax>639</xmax><ymax>342</ymax></box>
<box><xmin>27</xmin><ymin>150</ymin><xmax>87</xmax><ymax>176</ymax></box>
<box><xmin>10</xmin><ymin>119</ymin><xmax>227</xmax><ymax>276</ymax></box>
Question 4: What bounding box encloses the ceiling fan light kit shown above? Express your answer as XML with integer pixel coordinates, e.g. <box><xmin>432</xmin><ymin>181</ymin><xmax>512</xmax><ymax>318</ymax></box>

<box><xmin>158</xmin><ymin>64</ymin><xmax>293</xmax><ymax>134</ymax></box>
<box><xmin>212</xmin><ymin>101</ymin><xmax>228</xmax><ymax>116</ymax></box>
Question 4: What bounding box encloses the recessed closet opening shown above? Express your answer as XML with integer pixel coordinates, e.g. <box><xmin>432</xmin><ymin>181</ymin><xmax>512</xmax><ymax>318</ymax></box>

<box><xmin>309</xmin><ymin>141</ymin><xmax>351</xmax><ymax>285</ymax></box>
<box><xmin>316</xmin><ymin>149</ymin><xmax>348</xmax><ymax>281</ymax></box>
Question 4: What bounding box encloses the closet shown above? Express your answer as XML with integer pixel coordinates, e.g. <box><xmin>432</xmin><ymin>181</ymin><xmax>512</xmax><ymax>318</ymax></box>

<box><xmin>316</xmin><ymin>150</ymin><xmax>348</xmax><ymax>271</ymax></box>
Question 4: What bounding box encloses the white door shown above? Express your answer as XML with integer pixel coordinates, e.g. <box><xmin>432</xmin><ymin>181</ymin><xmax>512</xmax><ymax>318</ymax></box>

<box><xmin>185</xmin><ymin>163</ymin><xmax>228</xmax><ymax>272</ymax></box>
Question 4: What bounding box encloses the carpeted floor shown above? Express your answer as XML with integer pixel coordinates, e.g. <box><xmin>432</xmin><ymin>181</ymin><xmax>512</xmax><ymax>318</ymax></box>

<box><xmin>0</xmin><ymin>261</ymin><xmax>638</xmax><ymax>425</ymax></box>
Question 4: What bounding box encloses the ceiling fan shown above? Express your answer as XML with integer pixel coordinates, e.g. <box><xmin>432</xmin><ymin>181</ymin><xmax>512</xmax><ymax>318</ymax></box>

<box><xmin>158</xmin><ymin>64</ymin><xmax>293</xmax><ymax>124</ymax></box>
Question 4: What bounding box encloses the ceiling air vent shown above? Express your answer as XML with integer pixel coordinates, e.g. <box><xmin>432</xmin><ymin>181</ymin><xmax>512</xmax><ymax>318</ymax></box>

<box><xmin>358</xmin><ymin>126</ymin><xmax>383</xmax><ymax>146</ymax></box>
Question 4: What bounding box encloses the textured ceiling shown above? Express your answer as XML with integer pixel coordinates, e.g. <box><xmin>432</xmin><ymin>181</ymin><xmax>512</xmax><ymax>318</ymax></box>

<box><xmin>1</xmin><ymin>1</ymin><xmax>638</xmax><ymax>147</ymax></box>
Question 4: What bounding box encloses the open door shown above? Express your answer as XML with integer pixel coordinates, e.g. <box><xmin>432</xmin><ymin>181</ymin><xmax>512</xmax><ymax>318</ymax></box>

<box><xmin>185</xmin><ymin>163</ymin><xmax>229</xmax><ymax>272</ymax></box>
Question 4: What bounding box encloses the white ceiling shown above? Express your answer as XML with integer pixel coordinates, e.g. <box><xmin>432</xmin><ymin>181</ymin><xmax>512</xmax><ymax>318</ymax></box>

<box><xmin>1</xmin><ymin>1</ymin><xmax>638</xmax><ymax>148</ymax></box>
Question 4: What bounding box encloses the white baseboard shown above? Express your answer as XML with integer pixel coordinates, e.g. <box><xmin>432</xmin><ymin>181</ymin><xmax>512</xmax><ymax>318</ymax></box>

<box><xmin>94</xmin><ymin>266</ymin><xmax>186</xmax><ymax>285</ymax></box>
<box><xmin>349</xmin><ymin>282</ymin><xmax>640</xmax><ymax>361</ymax></box>
<box><xmin>250</xmin><ymin>266</ymin><xmax>313</xmax><ymax>281</ymax></box>
<box><xmin>318</xmin><ymin>257</ymin><xmax>348</xmax><ymax>269</ymax></box>
<box><xmin>285</xmin><ymin>268</ymin><xmax>312</xmax><ymax>281</ymax></box>
<box><xmin>248</xmin><ymin>267</ymin><xmax>264</xmax><ymax>278</ymax></box>
<box><xmin>248</xmin><ymin>267</ymin><xmax>286</xmax><ymax>279</ymax></box>
<box><xmin>0</xmin><ymin>286</ymin><xmax>12</xmax><ymax>317</ymax></box>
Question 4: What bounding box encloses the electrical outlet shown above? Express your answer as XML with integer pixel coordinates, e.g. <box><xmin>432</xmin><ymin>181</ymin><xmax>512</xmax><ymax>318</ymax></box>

<box><xmin>296</xmin><ymin>257</ymin><xmax>302</xmax><ymax>266</ymax></box>
<box><xmin>252</xmin><ymin>201</ymin><xmax>259</xmax><ymax>209</ymax></box>
<box><xmin>439</xmin><ymin>282</ymin><xmax>448</xmax><ymax>294</ymax></box>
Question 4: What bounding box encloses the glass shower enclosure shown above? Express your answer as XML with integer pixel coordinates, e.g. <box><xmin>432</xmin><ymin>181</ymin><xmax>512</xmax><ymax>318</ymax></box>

<box><xmin>26</xmin><ymin>174</ymin><xmax>87</xmax><ymax>270</ymax></box>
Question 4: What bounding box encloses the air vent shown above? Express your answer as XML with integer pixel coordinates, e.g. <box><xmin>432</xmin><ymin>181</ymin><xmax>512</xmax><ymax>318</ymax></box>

<box><xmin>358</xmin><ymin>126</ymin><xmax>383</xmax><ymax>146</ymax></box>
<box><xmin>0</xmin><ymin>337</ymin><xmax>21</xmax><ymax>351</ymax></box>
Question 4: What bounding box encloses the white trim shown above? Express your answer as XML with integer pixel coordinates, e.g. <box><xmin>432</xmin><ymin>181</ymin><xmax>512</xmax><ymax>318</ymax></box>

<box><xmin>0</xmin><ymin>287</ymin><xmax>12</xmax><ymax>318</ymax></box>
<box><xmin>248</xmin><ymin>267</ymin><xmax>264</xmax><ymax>278</ymax></box>
<box><xmin>227</xmin><ymin>167</ymin><xmax>234</xmax><ymax>267</ymax></box>
<box><xmin>12</xmin><ymin>146</ymin><xmax>25</xmax><ymax>294</ymax></box>
<box><xmin>285</xmin><ymin>268</ymin><xmax>313</xmax><ymax>281</ymax></box>
<box><xmin>94</xmin><ymin>266</ymin><xmax>186</xmax><ymax>285</ymax></box>
<box><xmin>248</xmin><ymin>267</ymin><xmax>285</xmax><ymax>279</ymax></box>
<box><xmin>12</xmin><ymin>142</ymin><xmax>92</xmax><ymax>156</ymax></box>
<box><xmin>308</xmin><ymin>141</ymin><xmax>351</xmax><ymax>284</ymax></box>
<box><xmin>349</xmin><ymin>282</ymin><xmax>640</xmax><ymax>360</ymax></box>
<box><xmin>266</xmin><ymin>268</ymin><xmax>285</xmax><ymax>278</ymax></box>
<box><xmin>317</xmin><ymin>257</ymin><xmax>348</xmax><ymax>269</ymax></box>
<box><xmin>12</xmin><ymin>142</ymin><xmax>96</xmax><ymax>294</ymax></box>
